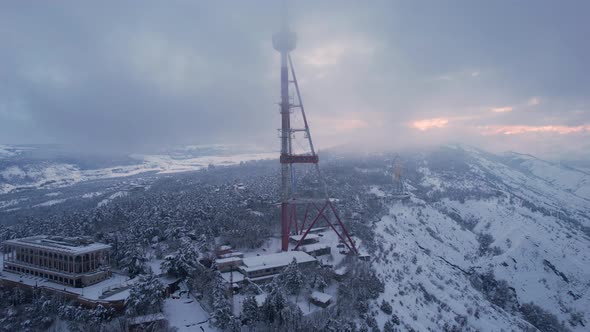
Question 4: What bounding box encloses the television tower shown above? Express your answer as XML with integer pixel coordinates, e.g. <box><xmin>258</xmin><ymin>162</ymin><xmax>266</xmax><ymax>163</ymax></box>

<box><xmin>391</xmin><ymin>155</ymin><xmax>410</xmax><ymax>200</ymax></box>
<box><xmin>272</xmin><ymin>4</ymin><xmax>357</xmax><ymax>254</ymax></box>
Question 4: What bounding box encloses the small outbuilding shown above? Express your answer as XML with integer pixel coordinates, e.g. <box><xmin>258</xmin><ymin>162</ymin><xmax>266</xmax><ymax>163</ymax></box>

<box><xmin>300</xmin><ymin>243</ymin><xmax>331</xmax><ymax>257</ymax></box>
<box><xmin>310</xmin><ymin>291</ymin><xmax>332</xmax><ymax>308</ymax></box>
<box><xmin>289</xmin><ymin>234</ymin><xmax>320</xmax><ymax>245</ymax></box>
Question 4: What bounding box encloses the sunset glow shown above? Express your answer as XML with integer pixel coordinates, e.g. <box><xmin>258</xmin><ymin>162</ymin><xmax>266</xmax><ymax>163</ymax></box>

<box><xmin>482</xmin><ymin>125</ymin><xmax>590</xmax><ymax>135</ymax></box>
<box><xmin>411</xmin><ymin>118</ymin><xmax>449</xmax><ymax>131</ymax></box>
<box><xmin>490</xmin><ymin>106</ymin><xmax>513</xmax><ymax>113</ymax></box>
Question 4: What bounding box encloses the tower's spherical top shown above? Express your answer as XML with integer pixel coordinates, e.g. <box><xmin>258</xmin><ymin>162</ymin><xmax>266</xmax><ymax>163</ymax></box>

<box><xmin>272</xmin><ymin>30</ymin><xmax>297</xmax><ymax>52</ymax></box>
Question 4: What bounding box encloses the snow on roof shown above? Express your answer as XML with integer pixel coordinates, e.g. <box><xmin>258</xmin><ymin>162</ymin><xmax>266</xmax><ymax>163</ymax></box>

<box><xmin>255</xmin><ymin>294</ymin><xmax>267</xmax><ymax>307</ymax></box>
<box><xmin>289</xmin><ymin>234</ymin><xmax>319</xmax><ymax>241</ymax></box>
<box><xmin>300</xmin><ymin>243</ymin><xmax>330</xmax><ymax>252</ymax></box>
<box><xmin>308</xmin><ymin>227</ymin><xmax>328</xmax><ymax>233</ymax></box>
<box><xmin>219</xmin><ymin>245</ymin><xmax>232</xmax><ymax>251</ymax></box>
<box><xmin>219</xmin><ymin>251</ymin><xmax>244</xmax><ymax>259</ymax></box>
<box><xmin>241</xmin><ymin>251</ymin><xmax>316</xmax><ymax>272</ymax></box>
<box><xmin>4</xmin><ymin>235</ymin><xmax>110</xmax><ymax>255</ymax></box>
<box><xmin>216</xmin><ymin>257</ymin><xmax>243</xmax><ymax>264</ymax></box>
<box><xmin>310</xmin><ymin>291</ymin><xmax>332</xmax><ymax>303</ymax></box>
<box><xmin>334</xmin><ymin>266</ymin><xmax>348</xmax><ymax>276</ymax></box>
<box><xmin>221</xmin><ymin>271</ymin><xmax>245</xmax><ymax>284</ymax></box>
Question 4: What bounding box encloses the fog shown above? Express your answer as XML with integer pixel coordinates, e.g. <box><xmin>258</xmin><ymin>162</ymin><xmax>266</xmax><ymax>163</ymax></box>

<box><xmin>0</xmin><ymin>1</ymin><xmax>588</xmax><ymax>158</ymax></box>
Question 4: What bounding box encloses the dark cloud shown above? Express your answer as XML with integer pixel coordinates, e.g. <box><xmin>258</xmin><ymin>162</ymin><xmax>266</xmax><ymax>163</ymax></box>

<box><xmin>0</xmin><ymin>1</ymin><xmax>588</xmax><ymax>157</ymax></box>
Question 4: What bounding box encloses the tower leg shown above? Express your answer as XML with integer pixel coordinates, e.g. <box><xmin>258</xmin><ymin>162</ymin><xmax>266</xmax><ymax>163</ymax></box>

<box><xmin>281</xmin><ymin>202</ymin><xmax>290</xmax><ymax>251</ymax></box>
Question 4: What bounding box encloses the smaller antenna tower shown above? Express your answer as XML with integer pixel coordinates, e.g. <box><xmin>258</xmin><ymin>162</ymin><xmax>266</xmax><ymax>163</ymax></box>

<box><xmin>391</xmin><ymin>156</ymin><xmax>410</xmax><ymax>200</ymax></box>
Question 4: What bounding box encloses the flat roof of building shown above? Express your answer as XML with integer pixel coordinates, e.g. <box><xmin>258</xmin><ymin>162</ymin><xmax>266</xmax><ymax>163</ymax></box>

<box><xmin>289</xmin><ymin>234</ymin><xmax>319</xmax><ymax>242</ymax></box>
<box><xmin>3</xmin><ymin>235</ymin><xmax>111</xmax><ymax>255</ymax></box>
<box><xmin>241</xmin><ymin>251</ymin><xmax>316</xmax><ymax>273</ymax></box>
<box><xmin>310</xmin><ymin>291</ymin><xmax>332</xmax><ymax>304</ymax></box>
<box><xmin>300</xmin><ymin>243</ymin><xmax>331</xmax><ymax>253</ymax></box>
<box><xmin>216</xmin><ymin>257</ymin><xmax>243</xmax><ymax>264</ymax></box>
<box><xmin>218</xmin><ymin>251</ymin><xmax>244</xmax><ymax>259</ymax></box>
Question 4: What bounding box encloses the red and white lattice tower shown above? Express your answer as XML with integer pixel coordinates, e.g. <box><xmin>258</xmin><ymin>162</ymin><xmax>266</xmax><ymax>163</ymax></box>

<box><xmin>272</xmin><ymin>5</ymin><xmax>357</xmax><ymax>254</ymax></box>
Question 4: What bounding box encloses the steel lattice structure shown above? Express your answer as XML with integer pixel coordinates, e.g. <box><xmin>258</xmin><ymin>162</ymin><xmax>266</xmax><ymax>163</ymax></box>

<box><xmin>272</xmin><ymin>8</ymin><xmax>357</xmax><ymax>254</ymax></box>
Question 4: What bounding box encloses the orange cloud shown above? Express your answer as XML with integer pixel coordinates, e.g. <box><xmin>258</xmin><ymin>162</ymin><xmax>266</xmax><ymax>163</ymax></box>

<box><xmin>490</xmin><ymin>106</ymin><xmax>513</xmax><ymax>113</ymax></box>
<box><xmin>411</xmin><ymin>118</ymin><xmax>449</xmax><ymax>131</ymax></box>
<box><xmin>481</xmin><ymin>125</ymin><xmax>590</xmax><ymax>135</ymax></box>
<box><xmin>527</xmin><ymin>97</ymin><xmax>541</xmax><ymax>106</ymax></box>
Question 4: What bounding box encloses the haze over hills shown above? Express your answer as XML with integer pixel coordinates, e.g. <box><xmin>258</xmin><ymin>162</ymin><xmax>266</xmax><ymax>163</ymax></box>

<box><xmin>1</xmin><ymin>144</ymin><xmax>589</xmax><ymax>330</ymax></box>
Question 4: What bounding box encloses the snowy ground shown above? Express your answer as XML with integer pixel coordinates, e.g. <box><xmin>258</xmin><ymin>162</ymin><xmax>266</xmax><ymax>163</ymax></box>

<box><xmin>146</xmin><ymin>258</ymin><xmax>165</xmax><ymax>276</ymax></box>
<box><xmin>369</xmin><ymin>185</ymin><xmax>387</xmax><ymax>198</ymax></box>
<box><xmin>372</xmin><ymin>200</ymin><xmax>531</xmax><ymax>331</ymax></box>
<box><xmin>164</xmin><ymin>295</ymin><xmax>215</xmax><ymax>331</ymax></box>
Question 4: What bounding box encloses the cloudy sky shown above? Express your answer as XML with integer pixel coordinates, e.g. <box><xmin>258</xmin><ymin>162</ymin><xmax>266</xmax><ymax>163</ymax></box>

<box><xmin>1</xmin><ymin>1</ymin><xmax>588</xmax><ymax>158</ymax></box>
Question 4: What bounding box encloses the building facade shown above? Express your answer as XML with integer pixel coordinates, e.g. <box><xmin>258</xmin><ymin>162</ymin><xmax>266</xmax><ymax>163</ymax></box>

<box><xmin>2</xmin><ymin>235</ymin><xmax>111</xmax><ymax>288</ymax></box>
<box><xmin>239</xmin><ymin>251</ymin><xmax>317</xmax><ymax>280</ymax></box>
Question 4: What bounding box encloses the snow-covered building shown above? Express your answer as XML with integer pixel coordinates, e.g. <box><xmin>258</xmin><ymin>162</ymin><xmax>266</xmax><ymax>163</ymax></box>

<box><xmin>300</xmin><ymin>243</ymin><xmax>331</xmax><ymax>257</ymax></box>
<box><xmin>310</xmin><ymin>291</ymin><xmax>332</xmax><ymax>308</ymax></box>
<box><xmin>239</xmin><ymin>251</ymin><xmax>316</xmax><ymax>280</ymax></box>
<box><xmin>216</xmin><ymin>257</ymin><xmax>243</xmax><ymax>272</ymax></box>
<box><xmin>289</xmin><ymin>234</ymin><xmax>320</xmax><ymax>245</ymax></box>
<box><xmin>2</xmin><ymin>235</ymin><xmax>111</xmax><ymax>287</ymax></box>
<box><xmin>218</xmin><ymin>251</ymin><xmax>244</xmax><ymax>259</ymax></box>
<box><xmin>216</xmin><ymin>245</ymin><xmax>233</xmax><ymax>257</ymax></box>
<box><xmin>333</xmin><ymin>266</ymin><xmax>348</xmax><ymax>281</ymax></box>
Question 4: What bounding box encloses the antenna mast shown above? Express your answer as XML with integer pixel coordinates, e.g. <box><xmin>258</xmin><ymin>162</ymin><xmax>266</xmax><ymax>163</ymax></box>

<box><xmin>272</xmin><ymin>3</ymin><xmax>357</xmax><ymax>254</ymax></box>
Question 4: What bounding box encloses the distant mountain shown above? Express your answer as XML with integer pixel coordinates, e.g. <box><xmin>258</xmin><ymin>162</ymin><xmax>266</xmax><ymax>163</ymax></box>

<box><xmin>0</xmin><ymin>144</ymin><xmax>275</xmax><ymax>195</ymax></box>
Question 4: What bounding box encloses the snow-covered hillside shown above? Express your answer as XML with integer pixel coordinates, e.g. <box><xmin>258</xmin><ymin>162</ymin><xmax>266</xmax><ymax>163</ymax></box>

<box><xmin>0</xmin><ymin>145</ymin><xmax>29</xmax><ymax>159</ymax></box>
<box><xmin>502</xmin><ymin>152</ymin><xmax>590</xmax><ymax>200</ymax></box>
<box><xmin>371</xmin><ymin>146</ymin><xmax>590</xmax><ymax>331</ymax></box>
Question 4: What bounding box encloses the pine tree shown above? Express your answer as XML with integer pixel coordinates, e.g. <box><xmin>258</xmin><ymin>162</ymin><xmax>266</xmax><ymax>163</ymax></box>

<box><xmin>160</xmin><ymin>238</ymin><xmax>200</xmax><ymax>278</ymax></box>
<box><xmin>279</xmin><ymin>258</ymin><xmax>304</xmax><ymax>295</ymax></box>
<box><xmin>125</xmin><ymin>273</ymin><xmax>166</xmax><ymax>316</ymax></box>
<box><xmin>212</xmin><ymin>272</ymin><xmax>234</xmax><ymax>330</ymax></box>
<box><xmin>383</xmin><ymin>319</ymin><xmax>395</xmax><ymax>332</ymax></box>
<box><xmin>120</xmin><ymin>244</ymin><xmax>147</xmax><ymax>277</ymax></box>
<box><xmin>90</xmin><ymin>304</ymin><xmax>113</xmax><ymax>324</ymax></box>
<box><xmin>241</xmin><ymin>295</ymin><xmax>259</xmax><ymax>326</ymax></box>
<box><xmin>261</xmin><ymin>283</ymin><xmax>287</xmax><ymax>324</ymax></box>
<box><xmin>279</xmin><ymin>302</ymin><xmax>304</xmax><ymax>332</ymax></box>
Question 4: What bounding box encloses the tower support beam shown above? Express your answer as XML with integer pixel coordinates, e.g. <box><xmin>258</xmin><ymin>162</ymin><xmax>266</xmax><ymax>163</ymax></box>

<box><xmin>272</xmin><ymin>6</ymin><xmax>356</xmax><ymax>255</ymax></box>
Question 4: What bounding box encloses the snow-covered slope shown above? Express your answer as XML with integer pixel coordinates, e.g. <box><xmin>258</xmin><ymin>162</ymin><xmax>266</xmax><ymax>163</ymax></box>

<box><xmin>0</xmin><ymin>145</ymin><xmax>30</xmax><ymax>159</ymax></box>
<box><xmin>371</xmin><ymin>146</ymin><xmax>590</xmax><ymax>331</ymax></box>
<box><xmin>503</xmin><ymin>152</ymin><xmax>590</xmax><ymax>200</ymax></box>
